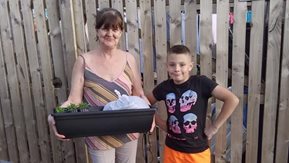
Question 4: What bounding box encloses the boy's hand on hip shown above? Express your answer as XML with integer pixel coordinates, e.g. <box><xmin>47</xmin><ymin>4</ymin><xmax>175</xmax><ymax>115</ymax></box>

<box><xmin>204</xmin><ymin>124</ymin><xmax>218</xmax><ymax>140</ymax></box>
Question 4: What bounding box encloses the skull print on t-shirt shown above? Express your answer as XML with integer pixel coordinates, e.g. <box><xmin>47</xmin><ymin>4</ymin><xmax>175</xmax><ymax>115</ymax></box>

<box><xmin>165</xmin><ymin>90</ymin><xmax>198</xmax><ymax>135</ymax></box>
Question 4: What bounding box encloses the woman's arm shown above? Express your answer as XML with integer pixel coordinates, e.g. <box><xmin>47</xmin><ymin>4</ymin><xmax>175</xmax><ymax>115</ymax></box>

<box><xmin>204</xmin><ymin>85</ymin><xmax>239</xmax><ymax>139</ymax></box>
<box><xmin>126</xmin><ymin>53</ymin><xmax>147</xmax><ymax>100</ymax></box>
<box><xmin>63</xmin><ymin>56</ymin><xmax>85</xmax><ymax>106</ymax></box>
<box><xmin>48</xmin><ymin>55</ymin><xmax>85</xmax><ymax>140</ymax></box>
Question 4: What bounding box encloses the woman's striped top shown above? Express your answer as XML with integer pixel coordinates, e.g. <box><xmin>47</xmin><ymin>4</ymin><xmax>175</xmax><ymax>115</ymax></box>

<box><xmin>81</xmin><ymin>55</ymin><xmax>138</xmax><ymax>150</ymax></box>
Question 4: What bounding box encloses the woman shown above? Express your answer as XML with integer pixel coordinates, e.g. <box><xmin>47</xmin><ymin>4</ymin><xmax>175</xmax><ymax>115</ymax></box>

<box><xmin>48</xmin><ymin>8</ymin><xmax>147</xmax><ymax>163</ymax></box>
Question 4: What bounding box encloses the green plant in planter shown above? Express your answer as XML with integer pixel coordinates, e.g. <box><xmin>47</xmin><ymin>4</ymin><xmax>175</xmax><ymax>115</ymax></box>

<box><xmin>55</xmin><ymin>102</ymin><xmax>90</xmax><ymax>113</ymax></box>
<box><xmin>78</xmin><ymin>102</ymin><xmax>89</xmax><ymax>110</ymax></box>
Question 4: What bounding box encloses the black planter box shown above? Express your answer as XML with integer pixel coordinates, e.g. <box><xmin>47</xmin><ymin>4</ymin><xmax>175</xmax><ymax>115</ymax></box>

<box><xmin>52</xmin><ymin>106</ymin><xmax>156</xmax><ymax>138</ymax></box>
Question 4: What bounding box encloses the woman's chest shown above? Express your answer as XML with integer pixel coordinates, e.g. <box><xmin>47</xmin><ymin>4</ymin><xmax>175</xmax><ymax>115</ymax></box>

<box><xmin>88</xmin><ymin>60</ymin><xmax>127</xmax><ymax>82</ymax></box>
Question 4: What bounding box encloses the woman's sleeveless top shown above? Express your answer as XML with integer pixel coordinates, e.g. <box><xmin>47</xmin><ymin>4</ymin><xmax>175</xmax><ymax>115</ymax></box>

<box><xmin>81</xmin><ymin>55</ymin><xmax>138</xmax><ymax>150</ymax></box>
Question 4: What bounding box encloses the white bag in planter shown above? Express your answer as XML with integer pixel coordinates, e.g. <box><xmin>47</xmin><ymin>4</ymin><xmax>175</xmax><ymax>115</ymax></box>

<box><xmin>103</xmin><ymin>90</ymin><xmax>150</xmax><ymax>111</ymax></box>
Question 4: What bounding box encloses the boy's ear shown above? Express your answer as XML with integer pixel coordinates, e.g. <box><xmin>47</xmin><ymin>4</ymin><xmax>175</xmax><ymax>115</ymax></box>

<box><xmin>189</xmin><ymin>61</ymin><xmax>194</xmax><ymax>71</ymax></box>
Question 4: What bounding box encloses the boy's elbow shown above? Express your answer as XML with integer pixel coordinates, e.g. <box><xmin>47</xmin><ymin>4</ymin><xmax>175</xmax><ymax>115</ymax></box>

<box><xmin>232</xmin><ymin>95</ymin><xmax>239</xmax><ymax>106</ymax></box>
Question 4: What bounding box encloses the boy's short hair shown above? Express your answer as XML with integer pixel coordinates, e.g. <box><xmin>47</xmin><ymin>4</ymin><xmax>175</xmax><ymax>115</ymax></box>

<box><xmin>167</xmin><ymin>45</ymin><xmax>193</xmax><ymax>59</ymax></box>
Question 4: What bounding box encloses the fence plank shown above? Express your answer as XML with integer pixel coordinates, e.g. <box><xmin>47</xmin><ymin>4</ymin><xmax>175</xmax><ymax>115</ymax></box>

<box><xmin>124</xmin><ymin>1</ymin><xmax>143</xmax><ymax>161</ymax></box>
<box><xmin>0</xmin><ymin>99</ymin><xmax>8</xmax><ymax>160</ymax></box>
<box><xmin>275</xmin><ymin>0</ymin><xmax>289</xmax><ymax>162</ymax></box>
<box><xmin>246</xmin><ymin>1</ymin><xmax>265</xmax><ymax>163</ymax></box>
<box><xmin>85</xmin><ymin>0</ymin><xmax>97</xmax><ymax>50</ymax></box>
<box><xmin>20</xmin><ymin>0</ymin><xmax>52</xmax><ymax>162</ymax></box>
<box><xmin>139</xmin><ymin>0</ymin><xmax>156</xmax><ymax>162</ymax></box>
<box><xmin>199</xmin><ymin>2</ymin><xmax>215</xmax><ymax>162</ymax></box>
<box><xmin>140</xmin><ymin>0</ymin><xmax>154</xmax><ymax>102</ymax></box>
<box><xmin>261</xmin><ymin>1</ymin><xmax>284</xmax><ymax>162</ymax></box>
<box><xmin>168</xmin><ymin>0</ymin><xmax>181</xmax><ymax>46</ymax></box>
<box><xmin>0</xmin><ymin>1</ymin><xmax>29</xmax><ymax>162</ymax></box>
<box><xmin>59</xmin><ymin>0</ymin><xmax>77</xmax><ymax>86</ymax></box>
<box><xmin>98</xmin><ymin>0</ymin><xmax>110</xmax><ymax>9</ymax></box>
<box><xmin>136</xmin><ymin>136</ymin><xmax>145</xmax><ymax>163</ymax></box>
<box><xmin>153</xmin><ymin>0</ymin><xmax>168</xmax><ymax>162</ymax></box>
<box><xmin>199</xmin><ymin>0</ymin><xmax>213</xmax><ymax>77</ymax></box>
<box><xmin>46</xmin><ymin>0</ymin><xmax>68</xmax><ymax>104</ymax></box>
<box><xmin>73</xmin><ymin>138</ymin><xmax>86</xmax><ymax>163</ymax></box>
<box><xmin>111</xmin><ymin>0</ymin><xmax>126</xmax><ymax>50</ymax></box>
<box><xmin>214</xmin><ymin>0</ymin><xmax>229</xmax><ymax>162</ymax></box>
<box><xmin>33</xmin><ymin>0</ymin><xmax>62</xmax><ymax>162</ymax></box>
<box><xmin>9</xmin><ymin>1</ymin><xmax>41</xmax><ymax>162</ymax></box>
<box><xmin>0</xmin><ymin>29</ymin><xmax>15</xmax><ymax>162</ymax></box>
<box><xmin>111</xmin><ymin>0</ymin><xmax>124</xmax><ymax>15</ymax></box>
<box><xmin>231</xmin><ymin>1</ymin><xmax>247</xmax><ymax>163</ymax></box>
<box><xmin>125</xmin><ymin>0</ymin><xmax>140</xmax><ymax>66</ymax></box>
<box><xmin>184</xmin><ymin>0</ymin><xmax>197</xmax><ymax>75</ymax></box>
<box><xmin>73</xmin><ymin>0</ymin><xmax>87</xmax><ymax>55</ymax></box>
<box><xmin>72</xmin><ymin>1</ymin><xmax>88</xmax><ymax>163</ymax></box>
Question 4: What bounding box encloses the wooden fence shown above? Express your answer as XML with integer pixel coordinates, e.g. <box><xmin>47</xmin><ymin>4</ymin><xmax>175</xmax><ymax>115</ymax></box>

<box><xmin>0</xmin><ymin>0</ymin><xmax>288</xmax><ymax>163</ymax></box>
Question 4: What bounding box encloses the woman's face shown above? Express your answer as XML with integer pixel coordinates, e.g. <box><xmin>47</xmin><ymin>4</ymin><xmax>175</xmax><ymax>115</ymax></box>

<box><xmin>97</xmin><ymin>26</ymin><xmax>122</xmax><ymax>49</ymax></box>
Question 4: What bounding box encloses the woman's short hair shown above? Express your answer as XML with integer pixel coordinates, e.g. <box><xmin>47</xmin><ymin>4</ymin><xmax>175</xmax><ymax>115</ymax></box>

<box><xmin>95</xmin><ymin>8</ymin><xmax>124</xmax><ymax>31</ymax></box>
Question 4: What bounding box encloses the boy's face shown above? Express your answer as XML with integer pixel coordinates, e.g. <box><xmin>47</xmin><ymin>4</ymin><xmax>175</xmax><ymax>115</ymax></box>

<box><xmin>167</xmin><ymin>53</ymin><xmax>193</xmax><ymax>84</ymax></box>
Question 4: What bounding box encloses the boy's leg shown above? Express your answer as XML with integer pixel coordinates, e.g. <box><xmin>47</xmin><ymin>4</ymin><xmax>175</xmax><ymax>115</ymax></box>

<box><xmin>115</xmin><ymin>139</ymin><xmax>138</xmax><ymax>163</ymax></box>
<box><xmin>88</xmin><ymin>147</ymin><xmax>115</xmax><ymax>163</ymax></box>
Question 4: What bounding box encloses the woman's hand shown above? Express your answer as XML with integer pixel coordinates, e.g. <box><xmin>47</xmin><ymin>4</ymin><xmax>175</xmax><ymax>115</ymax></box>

<box><xmin>204</xmin><ymin>124</ymin><xmax>219</xmax><ymax>140</ymax></box>
<box><xmin>47</xmin><ymin>114</ymin><xmax>70</xmax><ymax>141</ymax></box>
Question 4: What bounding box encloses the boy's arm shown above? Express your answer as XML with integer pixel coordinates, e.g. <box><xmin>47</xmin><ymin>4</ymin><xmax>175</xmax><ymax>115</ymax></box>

<box><xmin>146</xmin><ymin>92</ymin><xmax>167</xmax><ymax>132</ymax></box>
<box><xmin>146</xmin><ymin>92</ymin><xmax>157</xmax><ymax>104</ymax></box>
<box><xmin>205</xmin><ymin>85</ymin><xmax>239</xmax><ymax>139</ymax></box>
<box><xmin>155</xmin><ymin>114</ymin><xmax>167</xmax><ymax>132</ymax></box>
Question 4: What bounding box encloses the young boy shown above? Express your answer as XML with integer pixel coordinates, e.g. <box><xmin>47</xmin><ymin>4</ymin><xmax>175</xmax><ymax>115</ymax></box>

<box><xmin>146</xmin><ymin>45</ymin><xmax>239</xmax><ymax>163</ymax></box>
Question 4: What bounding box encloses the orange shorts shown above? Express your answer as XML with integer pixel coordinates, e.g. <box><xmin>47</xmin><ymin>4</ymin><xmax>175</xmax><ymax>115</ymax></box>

<box><xmin>163</xmin><ymin>145</ymin><xmax>211</xmax><ymax>163</ymax></box>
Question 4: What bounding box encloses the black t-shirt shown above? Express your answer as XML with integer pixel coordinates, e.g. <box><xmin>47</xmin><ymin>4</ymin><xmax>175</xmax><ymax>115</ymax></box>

<box><xmin>153</xmin><ymin>75</ymin><xmax>218</xmax><ymax>153</ymax></box>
